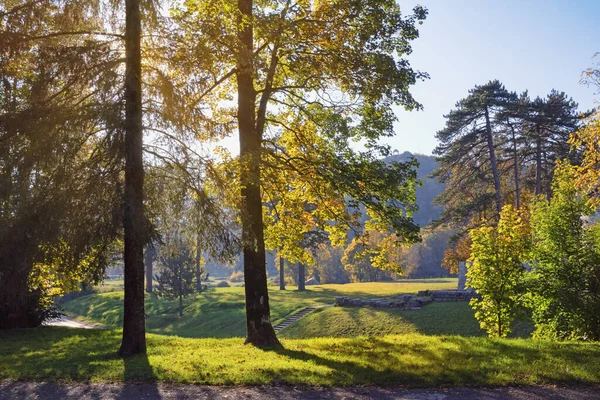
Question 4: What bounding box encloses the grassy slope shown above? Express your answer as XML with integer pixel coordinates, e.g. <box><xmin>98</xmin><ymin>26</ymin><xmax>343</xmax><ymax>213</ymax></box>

<box><xmin>1</xmin><ymin>327</ymin><xmax>599</xmax><ymax>386</ymax></box>
<box><xmin>62</xmin><ymin>280</ymin><xmax>459</xmax><ymax>338</ymax></box>
<box><xmin>280</xmin><ymin>303</ymin><xmax>484</xmax><ymax>339</ymax></box>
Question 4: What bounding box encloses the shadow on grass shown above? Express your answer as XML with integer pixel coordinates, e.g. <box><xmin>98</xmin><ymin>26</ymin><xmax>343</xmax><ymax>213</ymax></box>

<box><xmin>257</xmin><ymin>336</ymin><xmax>598</xmax><ymax>387</ymax></box>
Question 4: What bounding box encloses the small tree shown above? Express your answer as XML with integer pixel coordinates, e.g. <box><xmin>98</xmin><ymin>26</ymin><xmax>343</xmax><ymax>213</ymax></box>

<box><xmin>529</xmin><ymin>162</ymin><xmax>600</xmax><ymax>341</ymax></box>
<box><xmin>467</xmin><ymin>204</ymin><xmax>531</xmax><ymax>337</ymax></box>
<box><xmin>154</xmin><ymin>247</ymin><xmax>196</xmax><ymax>317</ymax></box>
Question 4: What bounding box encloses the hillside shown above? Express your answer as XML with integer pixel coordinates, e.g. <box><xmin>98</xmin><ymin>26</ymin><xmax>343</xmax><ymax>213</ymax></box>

<box><xmin>385</xmin><ymin>151</ymin><xmax>444</xmax><ymax>227</ymax></box>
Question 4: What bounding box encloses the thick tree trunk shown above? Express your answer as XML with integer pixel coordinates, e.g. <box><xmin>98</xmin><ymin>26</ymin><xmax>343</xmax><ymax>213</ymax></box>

<box><xmin>195</xmin><ymin>235</ymin><xmax>203</xmax><ymax>292</ymax></box>
<box><xmin>279</xmin><ymin>249</ymin><xmax>285</xmax><ymax>290</ymax></box>
<box><xmin>297</xmin><ymin>263</ymin><xmax>306</xmax><ymax>291</ymax></box>
<box><xmin>144</xmin><ymin>244</ymin><xmax>154</xmax><ymax>293</ymax></box>
<box><xmin>120</xmin><ymin>0</ymin><xmax>146</xmax><ymax>357</ymax></box>
<box><xmin>484</xmin><ymin>106</ymin><xmax>502</xmax><ymax>214</ymax></box>
<box><xmin>237</xmin><ymin>0</ymin><xmax>279</xmax><ymax>346</ymax></box>
<box><xmin>0</xmin><ymin>265</ymin><xmax>32</xmax><ymax>329</ymax></box>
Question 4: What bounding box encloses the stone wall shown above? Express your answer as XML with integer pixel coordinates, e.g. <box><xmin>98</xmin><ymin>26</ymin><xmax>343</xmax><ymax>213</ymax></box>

<box><xmin>417</xmin><ymin>289</ymin><xmax>478</xmax><ymax>302</ymax></box>
<box><xmin>335</xmin><ymin>295</ymin><xmax>432</xmax><ymax>310</ymax></box>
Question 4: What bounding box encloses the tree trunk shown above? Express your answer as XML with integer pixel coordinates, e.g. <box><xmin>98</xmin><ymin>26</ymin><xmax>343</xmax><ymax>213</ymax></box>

<box><xmin>195</xmin><ymin>235</ymin><xmax>203</xmax><ymax>293</ymax></box>
<box><xmin>511</xmin><ymin>130</ymin><xmax>520</xmax><ymax>210</ymax></box>
<box><xmin>0</xmin><ymin>265</ymin><xmax>32</xmax><ymax>329</ymax></box>
<box><xmin>484</xmin><ymin>106</ymin><xmax>502</xmax><ymax>214</ymax></box>
<box><xmin>145</xmin><ymin>244</ymin><xmax>154</xmax><ymax>293</ymax></box>
<box><xmin>119</xmin><ymin>0</ymin><xmax>146</xmax><ymax>357</ymax></box>
<box><xmin>535</xmin><ymin>135</ymin><xmax>543</xmax><ymax>196</ymax></box>
<box><xmin>297</xmin><ymin>263</ymin><xmax>306</xmax><ymax>291</ymax></box>
<box><xmin>279</xmin><ymin>249</ymin><xmax>285</xmax><ymax>290</ymax></box>
<box><xmin>237</xmin><ymin>0</ymin><xmax>279</xmax><ymax>346</ymax></box>
<box><xmin>179</xmin><ymin>262</ymin><xmax>183</xmax><ymax>317</ymax></box>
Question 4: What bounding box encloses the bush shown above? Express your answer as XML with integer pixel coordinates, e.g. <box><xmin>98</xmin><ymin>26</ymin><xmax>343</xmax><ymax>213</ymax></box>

<box><xmin>229</xmin><ymin>271</ymin><xmax>244</xmax><ymax>282</ymax></box>
<box><xmin>216</xmin><ymin>281</ymin><xmax>230</xmax><ymax>288</ymax></box>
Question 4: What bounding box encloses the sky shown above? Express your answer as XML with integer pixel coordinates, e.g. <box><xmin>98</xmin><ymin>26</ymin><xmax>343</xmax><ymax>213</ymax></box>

<box><xmin>388</xmin><ymin>0</ymin><xmax>600</xmax><ymax>155</ymax></box>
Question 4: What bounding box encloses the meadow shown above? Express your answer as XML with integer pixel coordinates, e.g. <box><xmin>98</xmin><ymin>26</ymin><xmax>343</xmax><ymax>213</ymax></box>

<box><xmin>2</xmin><ymin>278</ymin><xmax>595</xmax><ymax>387</ymax></box>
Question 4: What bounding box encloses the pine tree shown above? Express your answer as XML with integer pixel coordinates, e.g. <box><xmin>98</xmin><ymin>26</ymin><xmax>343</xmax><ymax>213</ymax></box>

<box><xmin>434</xmin><ymin>80</ymin><xmax>515</xmax><ymax>225</ymax></box>
<box><xmin>154</xmin><ymin>246</ymin><xmax>196</xmax><ymax>318</ymax></box>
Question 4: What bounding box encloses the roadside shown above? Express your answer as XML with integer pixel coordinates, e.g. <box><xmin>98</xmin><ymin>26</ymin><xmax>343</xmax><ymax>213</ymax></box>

<box><xmin>1</xmin><ymin>382</ymin><xmax>598</xmax><ymax>400</ymax></box>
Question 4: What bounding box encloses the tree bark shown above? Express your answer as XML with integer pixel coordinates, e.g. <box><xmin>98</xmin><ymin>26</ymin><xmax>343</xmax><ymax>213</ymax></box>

<box><xmin>535</xmin><ymin>133</ymin><xmax>543</xmax><ymax>196</ymax></box>
<box><xmin>145</xmin><ymin>244</ymin><xmax>154</xmax><ymax>293</ymax></box>
<box><xmin>119</xmin><ymin>0</ymin><xmax>146</xmax><ymax>357</ymax></box>
<box><xmin>195</xmin><ymin>235</ymin><xmax>203</xmax><ymax>293</ymax></box>
<box><xmin>484</xmin><ymin>105</ymin><xmax>502</xmax><ymax>214</ymax></box>
<box><xmin>237</xmin><ymin>0</ymin><xmax>279</xmax><ymax>346</ymax></box>
<box><xmin>0</xmin><ymin>262</ymin><xmax>32</xmax><ymax>329</ymax></box>
<box><xmin>297</xmin><ymin>263</ymin><xmax>306</xmax><ymax>291</ymax></box>
<box><xmin>511</xmin><ymin>129</ymin><xmax>520</xmax><ymax>210</ymax></box>
<box><xmin>279</xmin><ymin>249</ymin><xmax>285</xmax><ymax>290</ymax></box>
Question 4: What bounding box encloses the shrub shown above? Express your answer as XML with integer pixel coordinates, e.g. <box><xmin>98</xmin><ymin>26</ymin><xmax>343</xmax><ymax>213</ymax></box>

<box><xmin>216</xmin><ymin>281</ymin><xmax>230</xmax><ymax>288</ymax></box>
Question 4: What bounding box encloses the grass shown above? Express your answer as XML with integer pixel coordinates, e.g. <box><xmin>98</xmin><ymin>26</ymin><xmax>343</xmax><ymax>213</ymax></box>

<box><xmin>280</xmin><ymin>303</ymin><xmax>534</xmax><ymax>339</ymax></box>
<box><xmin>62</xmin><ymin>279</ymin><xmax>460</xmax><ymax>338</ymax></box>
<box><xmin>0</xmin><ymin>327</ymin><xmax>599</xmax><ymax>386</ymax></box>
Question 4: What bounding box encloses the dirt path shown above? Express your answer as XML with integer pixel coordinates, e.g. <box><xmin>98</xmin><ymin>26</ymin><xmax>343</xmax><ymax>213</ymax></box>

<box><xmin>42</xmin><ymin>316</ymin><xmax>97</xmax><ymax>329</ymax></box>
<box><xmin>1</xmin><ymin>382</ymin><xmax>598</xmax><ymax>400</ymax></box>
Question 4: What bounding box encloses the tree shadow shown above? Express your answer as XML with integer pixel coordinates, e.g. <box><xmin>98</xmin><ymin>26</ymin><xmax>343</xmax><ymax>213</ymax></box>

<box><xmin>115</xmin><ymin>352</ymin><xmax>160</xmax><ymax>400</ymax></box>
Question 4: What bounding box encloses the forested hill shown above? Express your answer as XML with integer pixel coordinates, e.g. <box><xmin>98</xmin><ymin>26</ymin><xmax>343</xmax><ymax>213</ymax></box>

<box><xmin>384</xmin><ymin>152</ymin><xmax>444</xmax><ymax>227</ymax></box>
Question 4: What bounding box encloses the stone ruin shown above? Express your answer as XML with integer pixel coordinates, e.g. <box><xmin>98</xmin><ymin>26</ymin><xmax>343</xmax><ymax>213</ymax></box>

<box><xmin>334</xmin><ymin>289</ymin><xmax>479</xmax><ymax>311</ymax></box>
<box><xmin>417</xmin><ymin>289</ymin><xmax>478</xmax><ymax>302</ymax></box>
<box><xmin>335</xmin><ymin>295</ymin><xmax>432</xmax><ymax>310</ymax></box>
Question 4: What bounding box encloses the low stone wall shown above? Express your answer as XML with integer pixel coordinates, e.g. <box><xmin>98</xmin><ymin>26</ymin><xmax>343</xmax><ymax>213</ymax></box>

<box><xmin>417</xmin><ymin>289</ymin><xmax>478</xmax><ymax>302</ymax></box>
<box><xmin>334</xmin><ymin>295</ymin><xmax>432</xmax><ymax>310</ymax></box>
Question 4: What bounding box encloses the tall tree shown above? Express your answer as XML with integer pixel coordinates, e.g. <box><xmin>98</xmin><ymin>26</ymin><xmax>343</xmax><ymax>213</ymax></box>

<box><xmin>119</xmin><ymin>0</ymin><xmax>147</xmax><ymax>356</ymax></box>
<box><xmin>521</xmin><ymin>91</ymin><xmax>581</xmax><ymax>199</ymax></box>
<box><xmin>0</xmin><ymin>1</ymin><xmax>122</xmax><ymax>328</ymax></box>
<box><xmin>168</xmin><ymin>0</ymin><xmax>427</xmax><ymax>345</ymax></box>
<box><xmin>236</xmin><ymin>0</ymin><xmax>278</xmax><ymax>345</ymax></box>
<box><xmin>434</xmin><ymin>80</ymin><xmax>514</xmax><ymax>223</ymax></box>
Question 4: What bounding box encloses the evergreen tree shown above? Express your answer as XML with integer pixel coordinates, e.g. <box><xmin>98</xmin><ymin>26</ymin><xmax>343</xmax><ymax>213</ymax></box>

<box><xmin>521</xmin><ymin>91</ymin><xmax>581</xmax><ymax>199</ymax></box>
<box><xmin>154</xmin><ymin>246</ymin><xmax>197</xmax><ymax>318</ymax></box>
<box><xmin>0</xmin><ymin>1</ymin><xmax>123</xmax><ymax>328</ymax></box>
<box><xmin>434</xmin><ymin>80</ymin><xmax>515</xmax><ymax>224</ymax></box>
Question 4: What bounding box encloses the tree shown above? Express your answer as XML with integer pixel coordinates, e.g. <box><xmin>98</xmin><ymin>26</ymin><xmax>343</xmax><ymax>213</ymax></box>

<box><xmin>521</xmin><ymin>92</ymin><xmax>581</xmax><ymax>199</ymax></box>
<box><xmin>145</xmin><ymin>244</ymin><xmax>156</xmax><ymax>293</ymax></box>
<box><xmin>168</xmin><ymin>0</ymin><xmax>427</xmax><ymax>345</ymax></box>
<box><xmin>120</xmin><ymin>0</ymin><xmax>147</xmax><ymax>357</ymax></box>
<box><xmin>529</xmin><ymin>162</ymin><xmax>600</xmax><ymax>341</ymax></box>
<box><xmin>154</xmin><ymin>243</ymin><xmax>197</xmax><ymax>317</ymax></box>
<box><xmin>467</xmin><ymin>204</ymin><xmax>531</xmax><ymax>337</ymax></box>
<box><xmin>0</xmin><ymin>1</ymin><xmax>123</xmax><ymax>328</ymax></box>
<box><xmin>434</xmin><ymin>81</ymin><xmax>514</xmax><ymax>220</ymax></box>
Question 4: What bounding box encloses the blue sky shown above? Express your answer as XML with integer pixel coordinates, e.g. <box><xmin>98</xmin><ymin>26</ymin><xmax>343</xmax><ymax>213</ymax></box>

<box><xmin>388</xmin><ymin>0</ymin><xmax>600</xmax><ymax>155</ymax></box>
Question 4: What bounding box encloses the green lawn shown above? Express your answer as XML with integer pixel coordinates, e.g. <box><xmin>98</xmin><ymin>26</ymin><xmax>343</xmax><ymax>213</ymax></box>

<box><xmin>0</xmin><ymin>327</ymin><xmax>599</xmax><ymax>386</ymax></box>
<box><xmin>62</xmin><ymin>279</ymin><xmax>460</xmax><ymax>338</ymax></box>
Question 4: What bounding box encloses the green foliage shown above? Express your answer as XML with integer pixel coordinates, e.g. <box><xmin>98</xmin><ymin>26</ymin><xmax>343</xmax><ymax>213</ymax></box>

<box><xmin>433</xmin><ymin>80</ymin><xmax>583</xmax><ymax>230</ymax></box>
<box><xmin>529</xmin><ymin>163</ymin><xmax>600</xmax><ymax>341</ymax></box>
<box><xmin>154</xmin><ymin>252</ymin><xmax>196</xmax><ymax>300</ymax></box>
<box><xmin>0</xmin><ymin>0</ymin><xmax>123</xmax><ymax>327</ymax></box>
<box><xmin>468</xmin><ymin>204</ymin><xmax>531</xmax><ymax>337</ymax></box>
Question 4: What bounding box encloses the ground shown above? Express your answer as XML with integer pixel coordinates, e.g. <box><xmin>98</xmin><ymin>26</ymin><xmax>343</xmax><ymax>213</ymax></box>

<box><xmin>2</xmin><ymin>381</ymin><xmax>599</xmax><ymax>400</ymax></box>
